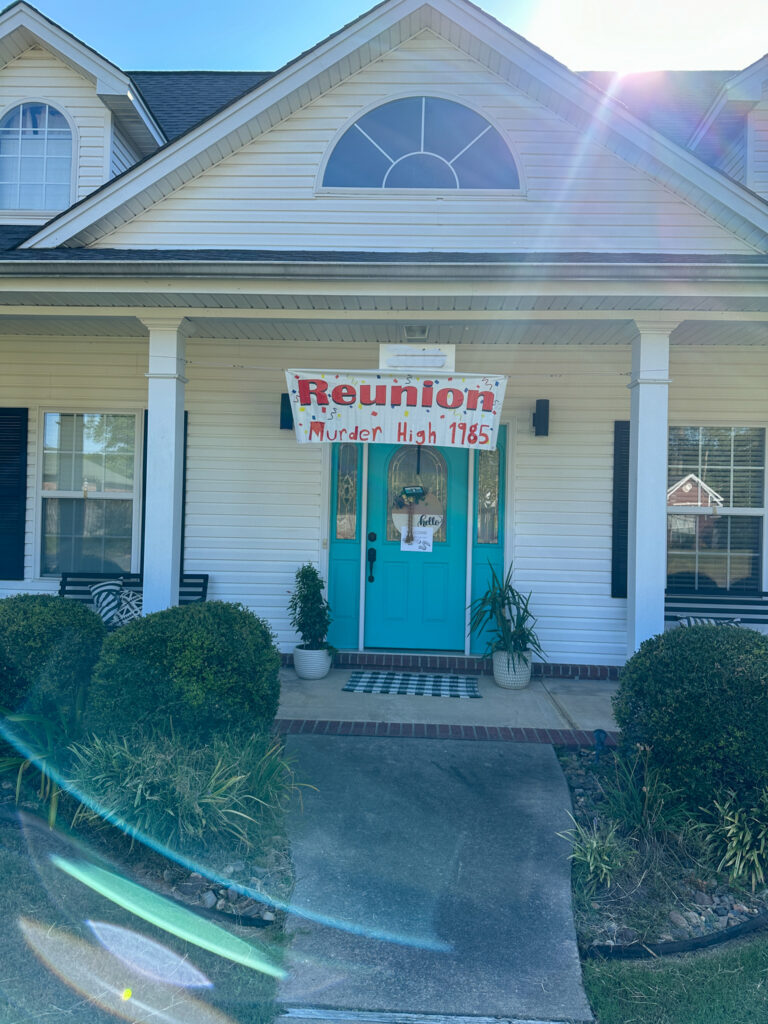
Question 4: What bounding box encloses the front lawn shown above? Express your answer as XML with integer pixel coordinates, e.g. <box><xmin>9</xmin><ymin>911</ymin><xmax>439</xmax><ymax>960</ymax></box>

<box><xmin>583</xmin><ymin>932</ymin><xmax>768</xmax><ymax>1024</ymax></box>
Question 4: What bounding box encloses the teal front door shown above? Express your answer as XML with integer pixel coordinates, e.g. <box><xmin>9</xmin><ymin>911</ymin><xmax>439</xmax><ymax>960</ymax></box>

<box><xmin>364</xmin><ymin>444</ymin><xmax>468</xmax><ymax>650</ymax></box>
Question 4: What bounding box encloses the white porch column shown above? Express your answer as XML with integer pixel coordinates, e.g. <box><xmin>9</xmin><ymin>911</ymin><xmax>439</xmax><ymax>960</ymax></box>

<box><xmin>141</xmin><ymin>315</ymin><xmax>187</xmax><ymax>613</ymax></box>
<box><xmin>627</xmin><ymin>322</ymin><xmax>674</xmax><ymax>655</ymax></box>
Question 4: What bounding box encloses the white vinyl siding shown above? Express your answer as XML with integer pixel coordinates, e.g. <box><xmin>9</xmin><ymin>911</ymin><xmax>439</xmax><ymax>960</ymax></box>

<box><xmin>94</xmin><ymin>32</ymin><xmax>754</xmax><ymax>254</ymax></box>
<box><xmin>0</xmin><ymin>45</ymin><xmax>110</xmax><ymax>204</ymax></box>
<box><xmin>3</xmin><ymin>331</ymin><xmax>766</xmax><ymax>661</ymax></box>
<box><xmin>748</xmin><ymin>103</ymin><xmax>768</xmax><ymax>198</ymax></box>
<box><xmin>111</xmin><ymin>122</ymin><xmax>139</xmax><ymax>177</ymax></box>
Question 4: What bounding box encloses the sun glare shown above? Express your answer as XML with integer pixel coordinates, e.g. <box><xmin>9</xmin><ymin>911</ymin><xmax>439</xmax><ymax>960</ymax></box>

<box><xmin>511</xmin><ymin>0</ymin><xmax>767</xmax><ymax>71</ymax></box>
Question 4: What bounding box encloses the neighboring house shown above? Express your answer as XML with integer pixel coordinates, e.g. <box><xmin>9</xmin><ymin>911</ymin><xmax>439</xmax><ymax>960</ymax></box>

<box><xmin>0</xmin><ymin>0</ymin><xmax>767</xmax><ymax>673</ymax></box>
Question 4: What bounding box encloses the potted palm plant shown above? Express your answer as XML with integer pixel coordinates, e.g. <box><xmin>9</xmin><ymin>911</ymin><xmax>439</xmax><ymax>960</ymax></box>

<box><xmin>469</xmin><ymin>564</ymin><xmax>545</xmax><ymax>688</ymax></box>
<box><xmin>288</xmin><ymin>563</ymin><xmax>333</xmax><ymax>679</ymax></box>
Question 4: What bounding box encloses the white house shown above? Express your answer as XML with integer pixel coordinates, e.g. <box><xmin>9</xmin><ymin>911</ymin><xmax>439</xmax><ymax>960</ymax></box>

<box><xmin>1</xmin><ymin>0</ymin><xmax>767</xmax><ymax>675</ymax></box>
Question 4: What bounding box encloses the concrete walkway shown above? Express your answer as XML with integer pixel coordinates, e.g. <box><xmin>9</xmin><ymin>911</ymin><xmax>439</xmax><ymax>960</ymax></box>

<box><xmin>278</xmin><ymin>735</ymin><xmax>594</xmax><ymax>1024</ymax></box>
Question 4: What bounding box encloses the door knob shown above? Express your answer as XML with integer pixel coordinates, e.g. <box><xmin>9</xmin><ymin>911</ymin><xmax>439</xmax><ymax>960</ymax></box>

<box><xmin>367</xmin><ymin>546</ymin><xmax>377</xmax><ymax>583</ymax></box>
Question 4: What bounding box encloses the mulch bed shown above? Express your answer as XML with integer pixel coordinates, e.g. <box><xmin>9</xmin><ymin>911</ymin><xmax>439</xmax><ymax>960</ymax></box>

<box><xmin>558</xmin><ymin>748</ymin><xmax>768</xmax><ymax>956</ymax></box>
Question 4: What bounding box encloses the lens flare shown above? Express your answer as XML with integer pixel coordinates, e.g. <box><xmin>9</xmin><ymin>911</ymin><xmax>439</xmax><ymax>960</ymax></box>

<box><xmin>18</xmin><ymin>918</ymin><xmax>237</xmax><ymax>1024</ymax></box>
<box><xmin>87</xmin><ymin>921</ymin><xmax>213</xmax><ymax>988</ymax></box>
<box><xmin>51</xmin><ymin>857</ymin><xmax>285</xmax><ymax>979</ymax></box>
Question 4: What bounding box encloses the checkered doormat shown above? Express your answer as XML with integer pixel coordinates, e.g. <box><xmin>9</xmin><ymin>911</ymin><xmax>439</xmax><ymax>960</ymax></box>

<box><xmin>343</xmin><ymin>670</ymin><xmax>481</xmax><ymax>698</ymax></box>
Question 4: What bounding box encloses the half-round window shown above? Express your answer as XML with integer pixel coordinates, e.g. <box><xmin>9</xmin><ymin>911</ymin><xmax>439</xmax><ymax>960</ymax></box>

<box><xmin>323</xmin><ymin>96</ymin><xmax>519</xmax><ymax>190</ymax></box>
<box><xmin>0</xmin><ymin>102</ymin><xmax>72</xmax><ymax>210</ymax></box>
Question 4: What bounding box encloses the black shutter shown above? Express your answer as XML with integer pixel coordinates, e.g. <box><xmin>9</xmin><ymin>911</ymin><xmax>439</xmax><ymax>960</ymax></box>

<box><xmin>0</xmin><ymin>408</ymin><xmax>28</xmax><ymax>580</ymax></box>
<box><xmin>611</xmin><ymin>420</ymin><xmax>630</xmax><ymax>599</ymax></box>
<box><xmin>140</xmin><ymin>409</ymin><xmax>188</xmax><ymax>576</ymax></box>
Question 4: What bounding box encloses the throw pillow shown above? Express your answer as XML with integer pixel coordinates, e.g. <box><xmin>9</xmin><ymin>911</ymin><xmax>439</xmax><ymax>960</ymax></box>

<box><xmin>90</xmin><ymin>579</ymin><xmax>122</xmax><ymax>625</ymax></box>
<box><xmin>112</xmin><ymin>589</ymin><xmax>143</xmax><ymax>627</ymax></box>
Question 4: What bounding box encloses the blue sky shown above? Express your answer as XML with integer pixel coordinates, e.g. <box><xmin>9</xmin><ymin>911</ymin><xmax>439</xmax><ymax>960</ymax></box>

<box><xmin>26</xmin><ymin>0</ymin><xmax>768</xmax><ymax>72</ymax></box>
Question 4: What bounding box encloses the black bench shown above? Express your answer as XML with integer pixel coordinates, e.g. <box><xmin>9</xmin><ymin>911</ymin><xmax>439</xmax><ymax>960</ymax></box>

<box><xmin>59</xmin><ymin>572</ymin><xmax>209</xmax><ymax>607</ymax></box>
<box><xmin>665</xmin><ymin>592</ymin><xmax>768</xmax><ymax>627</ymax></box>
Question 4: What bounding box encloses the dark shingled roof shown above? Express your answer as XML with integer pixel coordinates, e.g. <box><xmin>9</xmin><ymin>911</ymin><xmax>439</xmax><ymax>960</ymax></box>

<box><xmin>1</xmin><ymin>248</ymin><xmax>767</xmax><ymax>264</ymax></box>
<box><xmin>123</xmin><ymin>67</ymin><xmax>741</xmax><ymax>155</ymax></box>
<box><xmin>580</xmin><ymin>70</ymin><xmax>735</xmax><ymax>149</ymax></box>
<box><xmin>129</xmin><ymin>71</ymin><xmax>273</xmax><ymax>141</ymax></box>
<box><xmin>0</xmin><ymin>224</ymin><xmax>40</xmax><ymax>250</ymax></box>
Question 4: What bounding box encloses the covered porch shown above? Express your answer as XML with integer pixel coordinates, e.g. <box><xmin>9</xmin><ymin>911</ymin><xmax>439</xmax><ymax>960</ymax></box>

<box><xmin>1</xmin><ymin>253</ymin><xmax>767</xmax><ymax>667</ymax></box>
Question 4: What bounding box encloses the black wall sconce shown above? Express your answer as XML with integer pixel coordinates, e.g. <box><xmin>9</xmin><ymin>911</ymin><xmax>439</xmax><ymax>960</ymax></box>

<box><xmin>532</xmin><ymin>399</ymin><xmax>549</xmax><ymax>436</ymax></box>
<box><xmin>280</xmin><ymin>393</ymin><xmax>294</xmax><ymax>430</ymax></box>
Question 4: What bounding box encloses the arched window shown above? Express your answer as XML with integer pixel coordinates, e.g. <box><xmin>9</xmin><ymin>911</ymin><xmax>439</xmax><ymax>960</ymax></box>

<box><xmin>323</xmin><ymin>96</ymin><xmax>519</xmax><ymax>190</ymax></box>
<box><xmin>0</xmin><ymin>102</ymin><xmax>72</xmax><ymax>210</ymax></box>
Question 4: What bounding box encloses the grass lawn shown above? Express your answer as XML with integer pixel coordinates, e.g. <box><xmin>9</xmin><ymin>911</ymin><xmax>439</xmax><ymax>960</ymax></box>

<box><xmin>583</xmin><ymin>930</ymin><xmax>768</xmax><ymax>1024</ymax></box>
<box><xmin>0</xmin><ymin>801</ymin><xmax>286</xmax><ymax>1024</ymax></box>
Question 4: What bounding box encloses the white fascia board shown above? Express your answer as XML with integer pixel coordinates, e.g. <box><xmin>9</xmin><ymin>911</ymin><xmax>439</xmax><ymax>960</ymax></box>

<box><xmin>0</xmin><ymin>4</ymin><xmax>164</xmax><ymax>148</ymax></box>
<box><xmin>20</xmin><ymin>0</ymin><xmax>768</xmax><ymax>249</ymax></box>
<box><xmin>689</xmin><ymin>54</ymin><xmax>768</xmax><ymax>150</ymax></box>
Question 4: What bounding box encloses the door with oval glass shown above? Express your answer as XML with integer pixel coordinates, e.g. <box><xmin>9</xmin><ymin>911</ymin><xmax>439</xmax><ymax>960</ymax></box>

<box><xmin>365</xmin><ymin>444</ymin><xmax>468</xmax><ymax>650</ymax></box>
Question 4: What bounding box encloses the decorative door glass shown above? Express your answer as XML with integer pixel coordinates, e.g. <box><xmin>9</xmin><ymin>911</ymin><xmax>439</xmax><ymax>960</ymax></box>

<box><xmin>386</xmin><ymin>446</ymin><xmax>447</xmax><ymax>542</ymax></box>
<box><xmin>334</xmin><ymin>442</ymin><xmax>358</xmax><ymax>540</ymax></box>
<box><xmin>476</xmin><ymin>447</ymin><xmax>500</xmax><ymax>544</ymax></box>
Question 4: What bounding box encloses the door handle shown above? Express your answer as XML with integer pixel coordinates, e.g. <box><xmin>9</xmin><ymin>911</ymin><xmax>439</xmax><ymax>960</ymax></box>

<box><xmin>367</xmin><ymin>546</ymin><xmax>377</xmax><ymax>583</ymax></box>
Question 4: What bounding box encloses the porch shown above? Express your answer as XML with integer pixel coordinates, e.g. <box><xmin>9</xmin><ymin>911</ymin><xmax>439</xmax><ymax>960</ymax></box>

<box><xmin>1</xmin><ymin>253</ymin><xmax>767</xmax><ymax>667</ymax></box>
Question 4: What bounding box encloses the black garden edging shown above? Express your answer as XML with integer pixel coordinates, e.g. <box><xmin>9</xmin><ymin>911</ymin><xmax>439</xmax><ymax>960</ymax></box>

<box><xmin>585</xmin><ymin>909</ymin><xmax>768</xmax><ymax>959</ymax></box>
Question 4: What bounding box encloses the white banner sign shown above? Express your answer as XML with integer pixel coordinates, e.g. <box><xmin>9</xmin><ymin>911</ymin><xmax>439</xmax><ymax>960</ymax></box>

<box><xmin>284</xmin><ymin>369</ymin><xmax>507</xmax><ymax>449</ymax></box>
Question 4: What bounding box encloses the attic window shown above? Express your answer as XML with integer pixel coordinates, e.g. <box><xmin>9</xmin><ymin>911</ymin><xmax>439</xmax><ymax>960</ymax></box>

<box><xmin>0</xmin><ymin>103</ymin><xmax>72</xmax><ymax>211</ymax></box>
<box><xmin>323</xmin><ymin>96</ymin><xmax>519</xmax><ymax>190</ymax></box>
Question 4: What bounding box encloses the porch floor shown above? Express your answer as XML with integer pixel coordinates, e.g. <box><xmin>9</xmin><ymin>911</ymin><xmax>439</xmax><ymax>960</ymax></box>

<box><xmin>277</xmin><ymin>666</ymin><xmax>618</xmax><ymax>736</ymax></box>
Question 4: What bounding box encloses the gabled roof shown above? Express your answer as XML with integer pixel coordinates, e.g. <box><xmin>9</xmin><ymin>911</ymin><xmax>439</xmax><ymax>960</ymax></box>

<box><xmin>689</xmin><ymin>53</ymin><xmax>768</xmax><ymax>164</ymax></box>
<box><xmin>0</xmin><ymin>1</ymin><xmax>165</xmax><ymax>154</ymax></box>
<box><xmin>128</xmin><ymin>71</ymin><xmax>273</xmax><ymax>141</ymax></box>
<box><xmin>581</xmin><ymin>70</ymin><xmax>735</xmax><ymax>151</ymax></box>
<box><xmin>18</xmin><ymin>0</ymin><xmax>768</xmax><ymax>252</ymax></box>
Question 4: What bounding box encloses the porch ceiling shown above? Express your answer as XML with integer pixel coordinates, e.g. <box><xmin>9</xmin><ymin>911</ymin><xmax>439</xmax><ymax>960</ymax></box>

<box><xmin>1</xmin><ymin>290</ymin><xmax>768</xmax><ymax>314</ymax></box>
<box><xmin>0</xmin><ymin>314</ymin><xmax>765</xmax><ymax>347</ymax></box>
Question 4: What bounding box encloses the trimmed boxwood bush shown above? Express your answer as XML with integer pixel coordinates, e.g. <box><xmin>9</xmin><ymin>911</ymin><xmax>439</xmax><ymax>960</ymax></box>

<box><xmin>613</xmin><ymin>625</ymin><xmax>768</xmax><ymax>806</ymax></box>
<box><xmin>85</xmin><ymin>601</ymin><xmax>280</xmax><ymax>739</ymax></box>
<box><xmin>0</xmin><ymin>594</ymin><xmax>106</xmax><ymax>727</ymax></box>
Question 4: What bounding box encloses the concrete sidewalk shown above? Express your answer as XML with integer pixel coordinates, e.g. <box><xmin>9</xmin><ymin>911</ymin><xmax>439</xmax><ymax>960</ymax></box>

<box><xmin>278</xmin><ymin>667</ymin><xmax>618</xmax><ymax>734</ymax></box>
<box><xmin>278</xmin><ymin>735</ymin><xmax>593</xmax><ymax>1023</ymax></box>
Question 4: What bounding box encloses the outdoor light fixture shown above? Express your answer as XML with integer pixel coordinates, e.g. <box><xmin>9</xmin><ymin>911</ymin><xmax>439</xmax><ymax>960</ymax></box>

<box><xmin>280</xmin><ymin>393</ymin><xmax>294</xmax><ymax>430</ymax></box>
<box><xmin>532</xmin><ymin>399</ymin><xmax>550</xmax><ymax>436</ymax></box>
<box><xmin>402</xmin><ymin>325</ymin><xmax>429</xmax><ymax>342</ymax></box>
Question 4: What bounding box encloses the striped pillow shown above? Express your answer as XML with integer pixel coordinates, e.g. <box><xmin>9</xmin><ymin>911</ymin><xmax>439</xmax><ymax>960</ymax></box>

<box><xmin>90</xmin><ymin>579</ymin><xmax>122</xmax><ymax>625</ymax></box>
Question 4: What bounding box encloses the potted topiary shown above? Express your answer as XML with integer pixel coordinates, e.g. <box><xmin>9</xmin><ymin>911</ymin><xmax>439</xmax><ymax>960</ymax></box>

<box><xmin>288</xmin><ymin>563</ymin><xmax>333</xmax><ymax>679</ymax></box>
<box><xmin>469</xmin><ymin>564</ymin><xmax>544</xmax><ymax>688</ymax></box>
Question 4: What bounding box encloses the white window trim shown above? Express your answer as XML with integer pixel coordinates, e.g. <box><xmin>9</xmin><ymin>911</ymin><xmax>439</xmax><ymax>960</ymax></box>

<box><xmin>315</xmin><ymin>89</ymin><xmax>527</xmax><ymax>197</ymax></box>
<box><xmin>667</xmin><ymin>423</ymin><xmax>767</xmax><ymax>593</ymax></box>
<box><xmin>34</xmin><ymin>408</ymin><xmax>144</xmax><ymax>578</ymax></box>
<box><xmin>0</xmin><ymin>97</ymin><xmax>78</xmax><ymax>215</ymax></box>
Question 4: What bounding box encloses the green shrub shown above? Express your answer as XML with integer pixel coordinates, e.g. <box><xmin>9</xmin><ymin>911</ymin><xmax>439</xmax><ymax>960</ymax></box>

<box><xmin>85</xmin><ymin>601</ymin><xmax>280</xmax><ymax>739</ymax></box>
<box><xmin>558</xmin><ymin>815</ymin><xmax>633</xmax><ymax>894</ymax></box>
<box><xmin>613</xmin><ymin>625</ymin><xmax>768</xmax><ymax>806</ymax></box>
<box><xmin>69</xmin><ymin>728</ymin><xmax>299</xmax><ymax>854</ymax></box>
<box><xmin>0</xmin><ymin>594</ymin><xmax>105</xmax><ymax>729</ymax></box>
<box><xmin>699</xmin><ymin>788</ymin><xmax>768</xmax><ymax>893</ymax></box>
<box><xmin>599</xmin><ymin>745</ymin><xmax>688</xmax><ymax>839</ymax></box>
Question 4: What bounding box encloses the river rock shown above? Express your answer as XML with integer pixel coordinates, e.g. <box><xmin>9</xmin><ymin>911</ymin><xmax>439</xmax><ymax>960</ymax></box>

<box><xmin>669</xmin><ymin>910</ymin><xmax>688</xmax><ymax>930</ymax></box>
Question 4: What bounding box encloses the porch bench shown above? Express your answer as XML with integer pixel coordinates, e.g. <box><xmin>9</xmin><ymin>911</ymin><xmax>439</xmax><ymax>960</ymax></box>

<box><xmin>664</xmin><ymin>592</ymin><xmax>768</xmax><ymax>627</ymax></box>
<box><xmin>59</xmin><ymin>572</ymin><xmax>209</xmax><ymax>608</ymax></box>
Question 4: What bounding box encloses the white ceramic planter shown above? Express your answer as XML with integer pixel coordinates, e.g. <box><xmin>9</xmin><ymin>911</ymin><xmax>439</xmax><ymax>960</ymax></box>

<box><xmin>293</xmin><ymin>645</ymin><xmax>332</xmax><ymax>680</ymax></box>
<box><xmin>492</xmin><ymin>650</ymin><xmax>532</xmax><ymax>689</ymax></box>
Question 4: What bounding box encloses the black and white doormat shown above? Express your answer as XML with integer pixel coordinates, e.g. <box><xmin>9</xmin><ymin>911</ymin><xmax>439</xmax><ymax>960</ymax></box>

<box><xmin>343</xmin><ymin>670</ymin><xmax>481</xmax><ymax>698</ymax></box>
